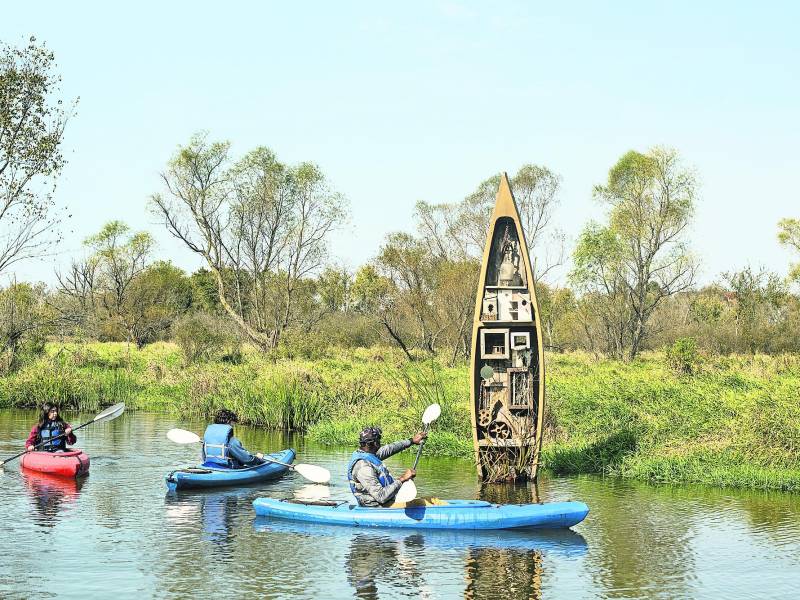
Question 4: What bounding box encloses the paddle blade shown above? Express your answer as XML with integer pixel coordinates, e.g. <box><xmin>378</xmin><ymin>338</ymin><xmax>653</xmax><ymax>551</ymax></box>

<box><xmin>167</xmin><ymin>428</ymin><xmax>201</xmax><ymax>444</ymax></box>
<box><xmin>294</xmin><ymin>463</ymin><xmax>331</xmax><ymax>484</ymax></box>
<box><xmin>94</xmin><ymin>402</ymin><xmax>126</xmax><ymax>423</ymax></box>
<box><xmin>294</xmin><ymin>484</ymin><xmax>331</xmax><ymax>501</ymax></box>
<box><xmin>394</xmin><ymin>480</ymin><xmax>417</xmax><ymax>503</ymax></box>
<box><xmin>422</xmin><ymin>403</ymin><xmax>441</xmax><ymax>426</ymax></box>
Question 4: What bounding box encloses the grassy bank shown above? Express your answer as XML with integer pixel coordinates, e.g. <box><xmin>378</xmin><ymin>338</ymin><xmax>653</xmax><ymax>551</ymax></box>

<box><xmin>1</xmin><ymin>343</ymin><xmax>799</xmax><ymax>491</ymax></box>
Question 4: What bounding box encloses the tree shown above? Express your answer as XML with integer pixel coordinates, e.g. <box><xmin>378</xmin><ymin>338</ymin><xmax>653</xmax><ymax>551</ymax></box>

<box><xmin>351</xmin><ymin>264</ymin><xmax>414</xmax><ymax>360</ymax></box>
<box><xmin>778</xmin><ymin>218</ymin><xmax>800</xmax><ymax>282</ymax></box>
<box><xmin>0</xmin><ymin>281</ymin><xmax>54</xmax><ymax>371</ymax></box>
<box><xmin>415</xmin><ymin>164</ymin><xmax>565</xmax><ymax>281</ymax></box>
<box><xmin>84</xmin><ymin>220</ymin><xmax>155</xmax><ymax>344</ymax></box>
<box><xmin>570</xmin><ymin>147</ymin><xmax>698</xmax><ymax>360</ymax></box>
<box><xmin>0</xmin><ymin>37</ymin><xmax>73</xmax><ymax>275</ymax></box>
<box><xmin>151</xmin><ymin>134</ymin><xmax>348</xmax><ymax>350</ymax></box>
<box><xmin>124</xmin><ymin>261</ymin><xmax>193</xmax><ymax>347</ymax></box>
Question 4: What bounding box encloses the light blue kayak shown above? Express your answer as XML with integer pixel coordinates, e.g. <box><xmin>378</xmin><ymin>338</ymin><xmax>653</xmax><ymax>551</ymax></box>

<box><xmin>166</xmin><ymin>449</ymin><xmax>295</xmax><ymax>491</ymax></box>
<box><xmin>252</xmin><ymin>497</ymin><xmax>588</xmax><ymax>530</ymax></box>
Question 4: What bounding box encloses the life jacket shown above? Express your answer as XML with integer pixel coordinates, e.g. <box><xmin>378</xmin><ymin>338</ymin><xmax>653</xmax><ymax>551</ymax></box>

<box><xmin>39</xmin><ymin>420</ymin><xmax>66</xmax><ymax>452</ymax></box>
<box><xmin>347</xmin><ymin>450</ymin><xmax>394</xmax><ymax>495</ymax></box>
<box><xmin>202</xmin><ymin>424</ymin><xmax>234</xmax><ymax>467</ymax></box>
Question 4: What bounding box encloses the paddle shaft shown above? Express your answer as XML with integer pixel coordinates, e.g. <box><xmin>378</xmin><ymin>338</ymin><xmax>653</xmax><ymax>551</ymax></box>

<box><xmin>412</xmin><ymin>423</ymin><xmax>431</xmax><ymax>470</ymax></box>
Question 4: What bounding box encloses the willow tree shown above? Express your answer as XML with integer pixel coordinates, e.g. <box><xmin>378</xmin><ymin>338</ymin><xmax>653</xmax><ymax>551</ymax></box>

<box><xmin>151</xmin><ymin>134</ymin><xmax>347</xmax><ymax>350</ymax></box>
<box><xmin>570</xmin><ymin>147</ymin><xmax>698</xmax><ymax>361</ymax></box>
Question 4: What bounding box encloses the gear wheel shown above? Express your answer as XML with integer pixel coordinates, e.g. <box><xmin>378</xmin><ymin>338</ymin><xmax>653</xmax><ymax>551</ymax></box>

<box><xmin>487</xmin><ymin>420</ymin><xmax>512</xmax><ymax>440</ymax></box>
<box><xmin>477</xmin><ymin>408</ymin><xmax>492</xmax><ymax>428</ymax></box>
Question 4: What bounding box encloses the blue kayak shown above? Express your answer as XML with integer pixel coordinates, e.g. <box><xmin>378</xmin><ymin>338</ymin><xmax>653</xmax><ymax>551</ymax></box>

<box><xmin>252</xmin><ymin>497</ymin><xmax>588</xmax><ymax>530</ymax></box>
<box><xmin>166</xmin><ymin>449</ymin><xmax>295</xmax><ymax>491</ymax></box>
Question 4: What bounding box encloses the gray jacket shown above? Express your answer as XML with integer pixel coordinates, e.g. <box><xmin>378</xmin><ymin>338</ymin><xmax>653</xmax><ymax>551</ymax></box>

<box><xmin>351</xmin><ymin>439</ymin><xmax>412</xmax><ymax>507</ymax></box>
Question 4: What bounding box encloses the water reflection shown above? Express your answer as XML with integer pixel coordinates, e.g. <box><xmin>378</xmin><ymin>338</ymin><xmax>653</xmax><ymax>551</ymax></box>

<box><xmin>21</xmin><ymin>469</ymin><xmax>85</xmax><ymax>527</ymax></box>
<box><xmin>165</xmin><ymin>488</ymin><xmax>252</xmax><ymax>551</ymax></box>
<box><xmin>345</xmin><ymin>532</ymin><xmax>426</xmax><ymax>599</ymax></box>
<box><xmin>254</xmin><ymin>517</ymin><xmax>587</xmax><ymax>598</ymax></box>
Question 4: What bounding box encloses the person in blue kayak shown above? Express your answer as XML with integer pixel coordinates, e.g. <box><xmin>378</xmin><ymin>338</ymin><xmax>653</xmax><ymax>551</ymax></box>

<box><xmin>347</xmin><ymin>426</ymin><xmax>427</xmax><ymax>507</ymax></box>
<box><xmin>202</xmin><ymin>409</ymin><xmax>265</xmax><ymax>469</ymax></box>
<box><xmin>26</xmin><ymin>402</ymin><xmax>76</xmax><ymax>452</ymax></box>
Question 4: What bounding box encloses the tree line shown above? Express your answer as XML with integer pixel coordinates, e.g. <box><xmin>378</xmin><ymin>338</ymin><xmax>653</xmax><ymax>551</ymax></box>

<box><xmin>2</xmin><ymin>37</ymin><xmax>800</xmax><ymax>371</ymax></box>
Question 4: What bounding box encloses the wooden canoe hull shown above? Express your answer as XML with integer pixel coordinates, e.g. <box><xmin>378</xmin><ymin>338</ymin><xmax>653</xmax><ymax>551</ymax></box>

<box><xmin>469</xmin><ymin>174</ymin><xmax>545</xmax><ymax>482</ymax></box>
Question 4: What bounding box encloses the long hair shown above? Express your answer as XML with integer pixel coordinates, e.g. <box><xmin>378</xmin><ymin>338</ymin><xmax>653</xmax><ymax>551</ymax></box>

<box><xmin>37</xmin><ymin>402</ymin><xmax>66</xmax><ymax>428</ymax></box>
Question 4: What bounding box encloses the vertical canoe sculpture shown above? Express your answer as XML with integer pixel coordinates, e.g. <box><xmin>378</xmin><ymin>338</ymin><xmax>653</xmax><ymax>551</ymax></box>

<box><xmin>470</xmin><ymin>173</ymin><xmax>545</xmax><ymax>482</ymax></box>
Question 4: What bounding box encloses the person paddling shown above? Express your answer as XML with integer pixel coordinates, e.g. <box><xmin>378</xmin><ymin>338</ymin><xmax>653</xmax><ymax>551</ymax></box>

<box><xmin>26</xmin><ymin>402</ymin><xmax>76</xmax><ymax>452</ymax></box>
<box><xmin>347</xmin><ymin>426</ymin><xmax>427</xmax><ymax>507</ymax></box>
<box><xmin>203</xmin><ymin>409</ymin><xmax>265</xmax><ymax>469</ymax></box>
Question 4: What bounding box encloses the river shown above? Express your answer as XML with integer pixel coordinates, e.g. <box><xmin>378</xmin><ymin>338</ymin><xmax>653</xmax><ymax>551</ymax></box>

<box><xmin>1</xmin><ymin>410</ymin><xmax>798</xmax><ymax>599</ymax></box>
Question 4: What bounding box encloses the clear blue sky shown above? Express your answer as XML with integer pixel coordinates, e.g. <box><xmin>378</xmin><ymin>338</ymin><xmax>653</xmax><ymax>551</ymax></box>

<box><xmin>2</xmin><ymin>1</ymin><xmax>799</xmax><ymax>286</ymax></box>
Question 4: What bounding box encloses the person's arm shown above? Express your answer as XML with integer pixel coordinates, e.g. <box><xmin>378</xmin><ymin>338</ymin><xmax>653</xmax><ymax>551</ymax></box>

<box><xmin>376</xmin><ymin>439</ymin><xmax>412</xmax><ymax>460</ymax></box>
<box><xmin>227</xmin><ymin>437</ymin><xmax>261</xmax><ymax>466</ymax></box>
<box><xmin>63</xmin><ymin>422</ymin><xmax>77</xmax><ymax>445</ymax></box>
<box><xmin>354</xmin><ymin>462</ymin><xmax>403</xmax><ymax>505</ymax></box>
<box><xmin>25</xmin><ymin>425</ymin><xmax>39</xmax><ymax>451</ymax></box>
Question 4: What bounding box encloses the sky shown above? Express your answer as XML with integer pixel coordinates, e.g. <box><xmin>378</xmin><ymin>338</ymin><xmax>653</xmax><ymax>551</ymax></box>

<box><xmin>2</xmin><ymin>1</ymin><xmax>799</xmax><ymax>287</ymax></box>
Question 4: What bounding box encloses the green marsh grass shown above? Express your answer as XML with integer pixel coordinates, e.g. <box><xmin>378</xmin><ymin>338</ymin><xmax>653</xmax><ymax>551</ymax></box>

<box><xmin>1</xmin><ymin>343</ymin><xmax>799</xmax><ymax>490</ymax></box>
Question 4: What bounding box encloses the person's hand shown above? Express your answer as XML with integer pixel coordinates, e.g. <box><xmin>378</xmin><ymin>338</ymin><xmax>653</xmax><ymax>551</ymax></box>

<box><xmin>255</xmin><ymin>453</ymin><xmax>264</xmax><ymax>460</ymax></box>
<box><xmin>27</xmin><ymin>445</ymin><xmax>34</xmax><ymax>452</ymax></box>
<box><xmin>411</xmin><ymin>431</ymin><xmax>428</xmax><ymax>445</ymax></box>
<box><xmin>399</xmin><ymin>468</ymin><xmax>416</xmax><ymax>482</ymax></box>
<box><xmin>65</xmin><ymin>427</ymin><xmax>72</xmax><ymax>435</ymax></box>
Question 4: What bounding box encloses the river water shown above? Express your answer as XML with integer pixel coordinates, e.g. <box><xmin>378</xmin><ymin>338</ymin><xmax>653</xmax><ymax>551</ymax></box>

<box><xmin>1</xmin><ymin>410</ymin><xmax>798</xmax><ymax>599</ymax></box>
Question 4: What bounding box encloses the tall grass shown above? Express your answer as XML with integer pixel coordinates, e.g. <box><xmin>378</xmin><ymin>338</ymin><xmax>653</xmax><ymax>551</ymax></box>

<box><xmin>1</xmin><ymin>342</ymin><xmax>799</xmax><ymax>490</ymax></box>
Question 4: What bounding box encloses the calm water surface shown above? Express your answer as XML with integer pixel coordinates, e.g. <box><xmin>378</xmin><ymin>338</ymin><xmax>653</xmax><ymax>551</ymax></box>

<box><xmin>1</xmin><ymin>410</ymin><xmax>798</xmax><ymax>599</ymax></box>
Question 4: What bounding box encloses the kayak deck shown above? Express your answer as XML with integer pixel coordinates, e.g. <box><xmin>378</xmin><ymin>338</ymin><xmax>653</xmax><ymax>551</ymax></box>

<box><xmin>253</xmin><ymin>497</ymin><xmax>589</xmax><ymax>530</ymax></box>
<box><xmin>166</xmin><ymin>448</ymin><xmax>295</xmax><ymax>491</ymax></box>
<box><xmin>20</xmin><ymin>450</ymin><xmax>90</xmax><ymax>478</ymax></box>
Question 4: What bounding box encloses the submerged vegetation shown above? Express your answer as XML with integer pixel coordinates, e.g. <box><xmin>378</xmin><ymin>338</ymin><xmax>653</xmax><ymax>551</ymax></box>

<box><xmin>1</xmin><ymin>342</ymin><xmax>799</xmax><ymax>491</ymax></box>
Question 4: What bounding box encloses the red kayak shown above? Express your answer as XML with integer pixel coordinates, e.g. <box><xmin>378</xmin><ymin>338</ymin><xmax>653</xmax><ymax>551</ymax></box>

<box><xmin>20</xmin><ymin>450</ymin><xmax>90</xmax><ymax>478</ymax></box>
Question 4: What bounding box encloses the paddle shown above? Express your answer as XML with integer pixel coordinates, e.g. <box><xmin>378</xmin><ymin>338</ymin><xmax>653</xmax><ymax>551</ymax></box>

<box><xmin>393</xmin><ymin>403</ymin><xmax>441</xmax><ymax>504</ymax></box>
<box><xmin>1</xmin><ymin>402</ymin><xmax>126</xmax><ymax>467</ymax></box>
<box><xmin>166</xmin><ymin>427</ymin><xmax>331</xmax><ymax>484</ymax></box>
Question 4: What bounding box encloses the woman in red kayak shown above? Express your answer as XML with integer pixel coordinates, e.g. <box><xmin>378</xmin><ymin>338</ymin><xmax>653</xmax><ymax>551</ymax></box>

<box><xmin>26</xmin><ymin>402</ymin><xmax>77</xmax><ymax>452</ymax></box>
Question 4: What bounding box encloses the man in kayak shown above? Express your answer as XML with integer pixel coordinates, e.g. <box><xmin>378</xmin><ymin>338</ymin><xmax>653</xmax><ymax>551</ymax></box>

<box><xmin>26</xmin><ymin>402</ymin><xmax>76</xmax><ymax>452</ymax></box>
<box><xmin>347</xmin><ymin>426</ymin><xmax>427</xmax><ymax>507</ymax></box>
<box><xmin>203</xmin><ymin>409</ymin><xmax>265</xmax><ymax>468</ymax></box>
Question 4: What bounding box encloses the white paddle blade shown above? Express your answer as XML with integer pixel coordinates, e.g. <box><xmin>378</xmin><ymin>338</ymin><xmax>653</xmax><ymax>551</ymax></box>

<box><xmin>294</xmin><ymin>463</ymin><xmax>331</xmax><ymax>484</ymax></box>
<box><xmin>422</xmin><ymin>403</ymin><xmax>441</xmax><ymax>426</ymax></box>
<box><xmin>166</xmin><ymin>428</ymin><xmax>201</xmax><ymax>444</ymax></box>
<box><xmin>294</xmin><ymin>484</ymin><xmax>331</xmax><ymax>501</ymax></box>
<box><xmin>94</xmin><ymin>402</ymin><xmax>126</xmax><ymax>423</ymax></box>
<box><xmin>394</xmin><ymin>480</ymin><xmax>418</xmax><ymax>503</ymax></box>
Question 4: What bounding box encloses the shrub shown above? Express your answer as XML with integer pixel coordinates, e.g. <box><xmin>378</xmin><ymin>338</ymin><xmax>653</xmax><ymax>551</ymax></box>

<box><xmin>172</xmin><ymin>312</ymin><xmax>238</xmax><ymax>363</ymax></box>
<box><xmin>665</xmin><ymin>337</ymin><xmax>700</xmax><ymax>375</ymax></box>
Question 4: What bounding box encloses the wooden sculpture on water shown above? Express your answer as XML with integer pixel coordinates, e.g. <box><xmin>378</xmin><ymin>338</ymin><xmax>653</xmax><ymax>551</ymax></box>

<box><xmin>469</xmin><ymin>173</ymin><xmax>545</xmax><ymax>482</ymax></box>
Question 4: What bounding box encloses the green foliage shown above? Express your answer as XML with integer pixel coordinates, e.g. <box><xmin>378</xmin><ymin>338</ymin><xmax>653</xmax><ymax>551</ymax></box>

<box><xmin>2</xmin><ymin>343</ymin><xmax>799</xmax><ymax>490</ymax></box>
<box><xmin>172</xmin><ymin>312</ymin><xmax>239</xmax><ymax>363</ymax></box>
<box><xmin>0</xmin><ymin>282</ymin><xmax>54</xmax><ymax>372</ymax></box>
<box><xmin>665</xmin><ymin>338</ymin><xmax>701</xmax><ymax>375</ymax></box>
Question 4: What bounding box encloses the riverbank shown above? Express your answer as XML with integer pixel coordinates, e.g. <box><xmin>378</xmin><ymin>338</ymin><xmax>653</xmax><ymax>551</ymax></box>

<box><xmin>1</xmin><ymin>342</ymin><xmax>799</xmax><ymax>491</ymax></box>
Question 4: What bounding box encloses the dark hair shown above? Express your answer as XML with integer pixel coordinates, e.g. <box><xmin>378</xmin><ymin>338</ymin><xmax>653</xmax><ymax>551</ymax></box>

<box><xmin>37</xmin><ymin>402</ymin><xmax>65</xmax><ymax>428</ymax></box>
<box><xmin>214</xmin><ymin>409</ymin><xmax>238</xmax><ymax>425</ymax></box>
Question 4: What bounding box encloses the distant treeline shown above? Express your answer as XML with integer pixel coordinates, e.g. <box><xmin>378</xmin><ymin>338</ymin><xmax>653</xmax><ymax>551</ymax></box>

<box><xmin>2</xmin><ymin>38</ymin><xmax>800</xmax><ymax>372</ymax></box>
